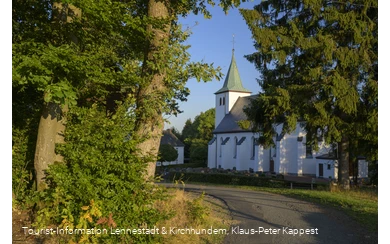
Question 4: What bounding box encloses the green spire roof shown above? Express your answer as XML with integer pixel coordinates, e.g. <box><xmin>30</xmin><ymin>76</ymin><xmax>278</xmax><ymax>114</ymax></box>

<box><xmin>215</xmin><ymin>52</ymin><xmax>251</xmax><ymax>94</ymax></box>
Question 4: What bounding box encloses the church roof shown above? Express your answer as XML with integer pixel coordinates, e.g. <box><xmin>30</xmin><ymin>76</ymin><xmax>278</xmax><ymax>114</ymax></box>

<box><xmin>160</xmin><ymin>129</ymin><xmax>185</xmax><ymax>147</ymax></box>
<box><xmin>215</xmin><ymin>52</ymin><xmax>251</xmax><ymax>94</ymax></box>
<box><xmin>213</xmin><ymin>95</ymin><xmax>257</xmax><ymax>134</ymax></box>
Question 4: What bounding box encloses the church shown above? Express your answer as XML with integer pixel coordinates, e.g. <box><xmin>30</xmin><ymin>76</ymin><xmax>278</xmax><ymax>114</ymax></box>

<box><xmin>207</xmin><ymin>52</ymin><xmax>368</xmax><ymax>180</ymax></box>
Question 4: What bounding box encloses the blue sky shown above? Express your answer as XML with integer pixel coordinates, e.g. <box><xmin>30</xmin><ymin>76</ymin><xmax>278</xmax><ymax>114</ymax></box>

<box><xmin>164</xmin><ymin>1</ymin><xmax>260</xmax><ymax>132</ymax></box>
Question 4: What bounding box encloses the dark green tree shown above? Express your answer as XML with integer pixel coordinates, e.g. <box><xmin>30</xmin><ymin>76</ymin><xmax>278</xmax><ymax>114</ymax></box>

<box><xmin>12</xmin><ymin>0</ymin><xmax>231</xmax><ymax>190</ymax></box>
<box><xmin>181</xmin><ymin>119</ymin><xmax>196</xmax><ymax>158</ymax></box>
<box><xmin>182</xmin><ymin>108</ymin><xmax>215</xmax><ymax>164</ymax></box>
<box><xmin>158</xmin><ymin>144</ymin><xmax>179</xmax><ymax>163</ymax></box>
<box><xmin>241</xmin><ymin>0</ymin><xmax>377</xmax><ymax>189</ymax></box>
<box><xmin>13</xmin><ymin>0</ymin><xmax>149</xmax><ymax>190</ymax></box>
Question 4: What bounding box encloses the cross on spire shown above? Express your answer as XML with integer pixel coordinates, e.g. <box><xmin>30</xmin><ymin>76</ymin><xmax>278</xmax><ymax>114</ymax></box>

<box><xmin>232</xmin><ymin>34</ymin><xmax>235</xmax><ymax>53</ymax></box>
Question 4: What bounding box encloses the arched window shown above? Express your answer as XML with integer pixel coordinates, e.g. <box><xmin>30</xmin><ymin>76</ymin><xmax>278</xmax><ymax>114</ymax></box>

<box><xmin>234</xmin><ymin>137</ymin><xmax>238</xmax><ymax>158</ymax></box>
<box><xmin>223</xmin><ymin>97</ymin><xmax>225</xmax><ymax>105</ymax></box>
<box><xmin>219</xmin><ymin>97</ymin><xmax>222</xmax><ymax>105</ymax></box>
<box><xmin>251</xmin><ymin>137</ymin><xmax>256</xmax><ymax>159</ymax></box>
<box><xmin>220</xmin><ymin>137</ymin><xmax>223</xmax><ymax>157</ymax></box>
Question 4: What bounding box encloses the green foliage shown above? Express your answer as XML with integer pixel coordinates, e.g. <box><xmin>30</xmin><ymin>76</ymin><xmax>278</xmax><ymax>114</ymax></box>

<box><xmin>35</xmin><ymin>102</ymin><xmax>169</xmax><ymax>243</ymax></box>
<box><xmin>12</xmin><ymin>86</ymin><xmax>42</xmax><ymax>204</ymax></box>
<box><xmin>167</xmin><ymin>172</ymin><xmax>288</xmax><ymax>188</ymax></box>
<box><xmin>189</xmin><ymin>144</ymin><xmax>208</xmax><ymax>166</ymax></box>
<box><xmin>12</xmin><ymin>0</ymin><xmax>145</xmax><ymax>108</ymax></box>
<box><xmin>240</xmin><ymin>1</ymin><xmax>377</xmax><ymax>160</ymax></box>
<box><xmin>156</xmin><ymin>162</ymin><xmax>206</xmax><ymax>175</ymax></box>
<box><xmin>237</xmin><ymin>120</ymin><xmax>251</xmax><ymax>130</ymax></box>
<box><xmin>181</xmin><ymin>119</ymin><xmax>197</xmax><ymax>140</ymax></box>
<box><xmin>158</xmin><ymin>144</ymin><xmax>179</xmax><ymax>162</ymax></box>
<box><xmin>181</xmin><ymin>108</ymin><xmax>215</xmax><ymax>162</ymax></box>
<box><xmin>240</xmin><ymin>0</ymin><xmax>378</xmax><ymax>151</ymax></box>
<box><xmin>12</xmin><ymin>0</ymin><xmax>227</xmax><ymax>203</ymax></box>
<box><xmin>192</xmin><ymin>108</ymin><xmax>216</xmax><ymax>142</ymax></box>
<box><xmin>186</xmin><ymin>192</ymin><xmax>208</xmax><ymax>225</ymax></box>
<box><xmin>12</xmin><ymin>1</ymin><xmax>248</xmax><ymax>242</ymax></box>
<box><xmin>368</xmin><ymin>161</ymin><xmax>378</xmax><ymax>185</ymax></box>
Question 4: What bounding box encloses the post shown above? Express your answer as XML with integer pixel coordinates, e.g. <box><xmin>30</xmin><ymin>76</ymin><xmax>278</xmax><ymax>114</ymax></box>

<box><xmin>311</xmin><ymin>178</ymin><xmax>315</xmax><ymax>190</ymax></box>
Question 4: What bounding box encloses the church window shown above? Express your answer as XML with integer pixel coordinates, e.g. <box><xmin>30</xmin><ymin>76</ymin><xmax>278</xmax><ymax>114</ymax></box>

<box><xmin>251</xmin><ymin>137</ymin><xmax>256</xmax><ymax>160</ymax></box>
<box><xmin>234</xmin><ymin>137</ymin><xmax>238</xmax><ymax>158</ymax></box>
<box><xmin>223</xmin><ymin>97</ymin><xmax>225</xmax><ymax>105</ymax></box>
<box><xmin>219</xmin><ymin>97</ymin><xmax>222</xmax><ymax>106</ymax></box>
<box><xmin>272</xmin><ymin>145</ymin><xmax>276</xmax><ymax>157</ymax></box>
<box><xmin>220</xmin><ymin>137</ymin><xmax>223</xmax><ymax>157</ymax></box>
<box><xmin>305</xmin><ymin>131</ymin><xmax>313</xmax><ymax>158</ymax></box>
<box><xmin>306</xmin><ymin>143</ymin><xmax>313</xmax><ymax>158</ymax></box>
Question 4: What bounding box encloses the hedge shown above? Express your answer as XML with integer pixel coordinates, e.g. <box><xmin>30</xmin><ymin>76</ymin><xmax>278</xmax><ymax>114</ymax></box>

<box><xmin>166</xmin><ymin>172</ymin><xmax>289</xmax><ymax>188</ymax></box>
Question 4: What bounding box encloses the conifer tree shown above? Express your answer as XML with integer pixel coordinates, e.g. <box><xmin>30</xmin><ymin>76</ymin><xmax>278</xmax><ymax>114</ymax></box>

<box><xmin>240</xmin><ymin>0</ymin><xmax>377</xmax><ymax>189</ymax></box>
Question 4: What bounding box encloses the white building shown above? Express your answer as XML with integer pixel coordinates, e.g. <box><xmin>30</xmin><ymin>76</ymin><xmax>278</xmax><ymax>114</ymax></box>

<box><xmin>207</xmin><ymin>52</ymin><xmax>368</xmax><ymax>180</ymax></box>
<box><xmin>157</xmin><ymin>129</ymin><xmax>185</xmax><ymax>166</ymax></box>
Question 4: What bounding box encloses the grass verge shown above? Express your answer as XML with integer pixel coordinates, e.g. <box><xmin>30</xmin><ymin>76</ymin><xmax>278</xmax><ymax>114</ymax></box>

<box><xmin>154</xmin><ymin>187</ymin><xmax>233</xmax><ymax>244</ymax></box>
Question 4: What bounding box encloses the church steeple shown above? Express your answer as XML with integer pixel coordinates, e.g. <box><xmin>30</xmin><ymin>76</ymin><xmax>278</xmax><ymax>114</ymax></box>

<box><xmin>214</xmin><ymin>52</ymin><xmax>250</xmax><ymax>94</ymax></box>
<box><xmin>214</xmin><ymin>47</ymin><xmax>251</xmax><ymax>129</ymax></box>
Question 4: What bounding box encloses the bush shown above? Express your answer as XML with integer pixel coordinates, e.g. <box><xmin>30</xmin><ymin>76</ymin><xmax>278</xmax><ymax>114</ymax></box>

<box><xmin>166</xmin><ymin>172</ymin><xmax>288</xmax><ymax>188</ymax></box>
<box><xmin>12</xmin><ymin>87</ymin><xmax>42</xmax><ymax>205</ymax></box>
<box><xmin>158</xmin><ymin>144</ymin><xmax>178</xmax><ymax>162</ymax></box>
<box><xmin>35</xmin><ymin>102</ymin><xmax>169</xmax><ymax>243</ymax></box>
<box><xmin>190</xmin><ymin>144</ymin><xmax>208</xmax><ymax>165</ymax></box>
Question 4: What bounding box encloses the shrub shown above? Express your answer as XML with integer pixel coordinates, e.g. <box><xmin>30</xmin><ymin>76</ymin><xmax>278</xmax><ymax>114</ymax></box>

<box><xmin>159</xmin><ymin>144</ymin><xmax>178</xmax><ymax>163</ymax></box>
<box><xmin>167</xmin><ymin>172</ymin><xmax>289</xmax><ymax>188</ymax></box>
<box><xmin>35</xmin><ymin>102</ymin><xmax>169</xmax><ymax>243</ymax></box>
<box><xmin>12</xmin><ymin>87</ymin><xmax>42</xmax><ymax>205</ymax></box>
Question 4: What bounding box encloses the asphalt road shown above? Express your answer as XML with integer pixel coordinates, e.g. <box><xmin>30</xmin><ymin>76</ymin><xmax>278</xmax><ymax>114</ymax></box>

<box><xmin>160</xmin><ymin>183</ymin><xmax>376</xmax><ymax>244</ymax></box>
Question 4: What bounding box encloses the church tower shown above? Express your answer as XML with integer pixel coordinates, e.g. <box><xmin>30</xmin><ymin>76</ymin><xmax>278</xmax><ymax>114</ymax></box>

<box><xmin>215</xmin><ymin>51</ymin><xmax>251</xmax><ymax>128</ymax></box>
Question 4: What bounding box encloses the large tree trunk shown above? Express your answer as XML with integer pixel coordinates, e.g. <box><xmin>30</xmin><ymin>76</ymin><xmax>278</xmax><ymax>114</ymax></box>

<box><xmin>338</xmin><ymin>135</ymin><xmax>350</xmax><ymax>190</ymax></box>
<box><xmin>34</xmin><ymin>102</ymin><xmax>67</xmax><ymax>191</ymax></box>
<box><xmin>34</xmin><ymin>3</ymin><xmax>80</xmax><ymax>191</ymax></box>
<box><xmin>134</xmin><ymin>0</ymin><xmax>171</xmax><ymax>181</ymax></box>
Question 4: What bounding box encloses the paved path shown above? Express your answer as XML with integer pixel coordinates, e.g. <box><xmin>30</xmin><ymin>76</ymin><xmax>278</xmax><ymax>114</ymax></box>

<box><xmin>160</xmin><ymin>183</ymin><xmax>376</xmax><ymax>244</ymax></box>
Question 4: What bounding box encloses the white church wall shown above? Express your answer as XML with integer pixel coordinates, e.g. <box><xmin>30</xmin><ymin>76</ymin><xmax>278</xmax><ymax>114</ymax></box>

<box><xmin>223</xmin><ymin>137</ymin><xmax>235</xmax><ymax>169</ymax></box>
<box><xmin>237</xmin><ymin>133</ymin><xmax>254</xmax><ymax>171</ymax></box>
<box><xmin>215</xmin><ymin>134</ymin><xmax>234</xmax><ymax>169</ymax></box>
<box><xmin>302</xmin><ymin>159</ymin><xmax>317</xmax><ymax>175</ymax></box>
<box><xmin>299</xmin><ymin>129</ymin><xmax>333</xmax><ymax>176</ymax></box>
<box><xmin>207</xmin><ymin>142</ymin><xmax>217</xmax><ymax>168</ymax></box>
<box><xmin>316</xmin><ymin>160</ymin><xmax>337</xmax><ymax>179</ymax></box>
<box><xmin>226</xmin><ymin>92</ymin><xmax>249</xmax><ymax>115</ymax></box>
<box><xmin>279</xmin><ymin>133</ymin><xmax>299</xmax><ymax>175</ymax></box>
<box><xmin>255</xmin><ymin>145</ymin><xmax>271</xmax><ymax>172</ymax></box>
<box><xmin>215</xmin><ymin>93</ymin><xmax>227</xmax><ymax>128</ymax></box>
<box><xmin>216</xmin><ymin>136</ymin><xmax>223</xmax><ymax>169</ymax></box>
<box><xmin>233</xmin><ymin>136</ymin><xmax>239</xmax><ymax>170</ymax></box>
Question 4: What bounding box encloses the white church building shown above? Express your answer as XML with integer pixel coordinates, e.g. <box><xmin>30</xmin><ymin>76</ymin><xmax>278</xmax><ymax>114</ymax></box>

<box><xmin>207</xmin><ymin>52</ymin><xmax>368</xmax><ymax>180</ymax></box>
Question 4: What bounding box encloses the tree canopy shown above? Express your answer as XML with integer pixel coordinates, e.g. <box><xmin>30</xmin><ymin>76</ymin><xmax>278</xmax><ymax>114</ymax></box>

<box><xmin>158</xmin><ymin>144</ymin><xmax>179</xmax><ymax>163</ymax></box>
<box><xmin>240</xmin><ymin>0</ymin><xmax>377</xmax><ymax>188</ymax></box>
<box><xmin>181</xmin><ymin>108</ymin><xmax>215</xmax><ymax>164</ymax></box>
<box><xmin>12</xmin><ymin>0</ymin><xmax>245</xmax><ymax>242</ymax></box>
